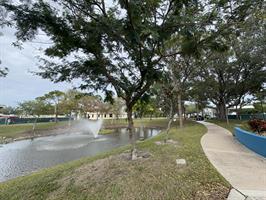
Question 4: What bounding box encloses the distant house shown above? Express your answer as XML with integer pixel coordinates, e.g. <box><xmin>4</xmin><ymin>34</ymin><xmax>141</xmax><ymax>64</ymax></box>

<box><xmin>86</xmin><ymin>112</ymin><xmax>127</xmax><ymax>120</ymax></box>
<box><xmin>228</xmin><ymin>104</ymin><xmax>255</xmax><ymax>115</ymax></box>
<box><xmin>203</xmin><ymin>108</ymin><xmax>216</xmax><ymax>118</ymax></box>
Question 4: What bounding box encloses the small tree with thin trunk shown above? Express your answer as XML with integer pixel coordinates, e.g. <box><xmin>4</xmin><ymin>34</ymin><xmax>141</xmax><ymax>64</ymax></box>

<box><xmin>153</xmin><ymin>82</ymin><xmax>179</xmax><ymax>141</ymax></box>
<box><xmin>18</xmin><ymin>99</ymin><xmax>51</xmax><ymax>136</ymax></box>
<box><xmin>163</xmin><ymin>55</ymin><xmax>196</xmax><ymax>128</ymax></box>
<box><xmin>39</xmin><ymin>90</ymin><xmax>65</xmax><ymax>123</ymax></box>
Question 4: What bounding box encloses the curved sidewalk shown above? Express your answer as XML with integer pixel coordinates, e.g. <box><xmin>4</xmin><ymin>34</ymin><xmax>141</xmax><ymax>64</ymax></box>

<box><xmin>199</xmin><ymin>121</ymin><xmax>266</xmax><ymax>199</ymax></box>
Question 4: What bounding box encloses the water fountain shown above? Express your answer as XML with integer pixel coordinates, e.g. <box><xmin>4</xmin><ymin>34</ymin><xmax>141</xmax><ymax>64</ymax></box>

<box><xmin>0</xmin><ymin>123</ymin><xmax>161</xmax><ymax>182</ymax></box>
<box><xmin>74</xmin><ymin>119</ymin><xmax>103</xmax><ymax>138</ymax></box>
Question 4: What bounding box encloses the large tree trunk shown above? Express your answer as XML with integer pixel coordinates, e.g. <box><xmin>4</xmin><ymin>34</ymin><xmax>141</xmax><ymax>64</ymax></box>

<box><xmin>127</xmin><ymin>105</ymin><xmax>137</xmax><ymax>160</ymax></box>
<box><xmin>217</xmin><ymin>102</ymin><xmax>226</xmax><ymax>119</ymax></box>
<box><xmin>178</xmin><ymin>93</ymin><xmax>183</xmax><ymax>128</ymax></box>
<box><xmin>225</xmin><ymin>107</ymin><xmax>229</xmax><ymax>125</ymax></box>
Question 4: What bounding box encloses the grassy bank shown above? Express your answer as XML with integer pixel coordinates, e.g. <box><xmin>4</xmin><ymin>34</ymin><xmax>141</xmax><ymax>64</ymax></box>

<box><xmin>100</xmin><ymin>118</ymin><xmax>175</xmax><ymax>135</ymax></box>
<box><xmin>0</xmin><ymin>121</ymin><xmax>68</xmax><ymax>139</ymax></box>
<box><xmin>207</xmin><ymin>119</ymin><xmax>250</xmax><ymax>134</ymax></box>
<box><xmin>103</xmin><ymin>118</ymin><xmax>172</xmax><ymax>128</ymax></box>
<box><xmin>0</xmin><ymin>118</ymin><xmax>170</xmax><ymax>139</ymax></box>
<box><xmin>0</xmin><ymin>120</ymin><xmax>230</xmax><ymax>200</ymax></box>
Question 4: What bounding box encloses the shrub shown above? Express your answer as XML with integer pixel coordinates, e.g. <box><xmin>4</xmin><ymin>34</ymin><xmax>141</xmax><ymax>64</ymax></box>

<box><xmin>248</xmin><ymin>119</ymin><xmax>266</xmax><ymax>135</ymax></box>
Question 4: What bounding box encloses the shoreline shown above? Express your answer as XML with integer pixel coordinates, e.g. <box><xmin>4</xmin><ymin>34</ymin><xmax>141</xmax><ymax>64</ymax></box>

<box><xmin>0</xmin><ymin>125</ymin><xmax>71</xmax><ymax>144</ymax></box>
<box><xmin>0</xmin><ymin>123</ymin><xmax>165</xmax><ymax>145</ymax></box>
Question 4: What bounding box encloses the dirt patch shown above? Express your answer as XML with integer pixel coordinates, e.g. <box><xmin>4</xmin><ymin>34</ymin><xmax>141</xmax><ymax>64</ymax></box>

<box><xmin>47</xmin><ymin>151</ymin><xmax>157</xmax><ymax>199</ymax></box>
<box><xmin>194</xmin><ymin>183</ymin><xmax>230</xmax><ymax>200</ymax></box>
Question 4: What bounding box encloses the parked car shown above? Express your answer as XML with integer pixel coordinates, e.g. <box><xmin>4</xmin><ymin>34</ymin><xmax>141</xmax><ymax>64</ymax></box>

<box><xmin>195</xmin><ymin>115</ymin><xmax>204</xmax><ymax>121</ymax></box>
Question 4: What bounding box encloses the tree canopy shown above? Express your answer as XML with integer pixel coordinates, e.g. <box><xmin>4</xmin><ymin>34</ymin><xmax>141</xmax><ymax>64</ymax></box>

<box><xmin>2</xmin><ymin>0</ymin><xmax>260</xmax><ymax>125</ymax></box>
<box><xmin>2</xmin><ymin>0</ymin><xmax>265</xmax><ymax>159</ymax></box>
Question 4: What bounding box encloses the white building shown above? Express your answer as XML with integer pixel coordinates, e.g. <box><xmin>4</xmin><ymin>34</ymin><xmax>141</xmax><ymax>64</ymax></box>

<box><xmin>86</xmin><ymin>112</ymin><xmax>127</xmax><ymax>120</ymax></box>
<box><xmin>203</xmin><ymin>108</ymin><xmax>216</xmax><ymax>118</ymax></box>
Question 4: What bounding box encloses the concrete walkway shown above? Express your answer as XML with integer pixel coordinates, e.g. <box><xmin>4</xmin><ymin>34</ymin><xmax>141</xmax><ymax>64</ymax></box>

<box><xmin>199</xmin><ymin>121</ymin><xmax>266</xmax><ymax>200</ymax></box>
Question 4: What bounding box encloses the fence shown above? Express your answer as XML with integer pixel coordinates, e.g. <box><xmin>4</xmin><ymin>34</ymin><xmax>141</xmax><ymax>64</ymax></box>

<box><xmin>228</xmin><ymin>114</ymin><xmax>265</xmax><ymax>120</ymax></box>
<box><xmin>0</xmin><ymin>117</ymin><xmax>71</xmax><ymax>125</ymax></box>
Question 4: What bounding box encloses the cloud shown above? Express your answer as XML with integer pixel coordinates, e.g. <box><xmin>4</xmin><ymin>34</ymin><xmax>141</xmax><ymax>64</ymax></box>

<box><xmin>0</xmin><ymin>27</ymin><xmax>75</xmax><ymax>106</ymax></box>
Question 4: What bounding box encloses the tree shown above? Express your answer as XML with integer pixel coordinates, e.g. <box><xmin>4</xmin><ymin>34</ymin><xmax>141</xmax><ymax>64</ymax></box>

<box><xmin>0</xmin><ymin>106</ymin><xmax>17</xmax><ymax>115</ymax></box>
<box><xmin>193</xmin><ymin>41</ymin><xmax>265</xmax><ymax>119</ymax></box>
<box><xmin>133</xmin><ymin>94</ymin><xmax>151</xmax><ymax>119</ymax></box>
<box><xmin>142</xmin><ymin>97</ymin><xmax>159</xmax><ymax>120</ymax></box>
<box><xmin>18</xmin><ymin>99</ymin><xmax>52</xmax><ymax>134</ymax></box>
<box><xmin>188</xmin><ymin>81</ymin><xmax>210</xmax><ymax>117</ymax></box>
<box><xmin>39</xmin><ymin>90</ymin><xmax>65</xmax><ymax>122</ymax></box>
<box><xmin>0</xmin><ymin>4</ymin><xmax>9</xmax><ymax>77</ymax></box>
<box><xmin>60</xmin><ymin>89</ymin><xmax>82</xmax><ymax>121</ymax></box>
<box><xmin>191</xmin><ymin>3</ymin><xmax>266</xmax><ymax>119</ymax></box>
<box><xmin>153</xmin><ymin>81</ymin><xmax>179</xmax><ymax>140</ymax></box>
<box><xmin>62</xmin><ymin>90</ymin><xmax>81</xmax><ymax>115</ymax></box>
<box><xmin>3</xmin><ymin>0</ymin><xmax>260</xmax><ymax>158</ymax></box>
<box><xmin>111</xmin><ymin>98</ymin><xmax>125</xmax><ymax>120</ymax></box>
<box><xmin>18</xmin><ymin>99</ymin><xmax>51</xmax><ymax>117</ymax></box>
<box><xmin>163</xmin><ymin>55</ymin><xmax>196</xmax><ymax>128</ymax></box>
<box><xmin>78</xmin><ymin>95</ymin><xmax>106</xmax><ymax>119</ymax></box>
<box><xmin>254</xmin><ymin>88</ymin><xmax>266</xmax><ymax>120</ymax></box>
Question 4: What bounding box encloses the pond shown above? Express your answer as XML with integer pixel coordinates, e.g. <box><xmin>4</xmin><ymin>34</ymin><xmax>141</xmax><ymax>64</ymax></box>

<box><xmin>0</xmin><ymin>127</ymin><xmax>161</xmax><ymax>182</ymax></box>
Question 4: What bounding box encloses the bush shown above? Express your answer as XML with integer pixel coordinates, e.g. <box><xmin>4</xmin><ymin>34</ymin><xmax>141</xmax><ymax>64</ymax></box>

<box><xmin>248</xmin><ymin>119</ymin><xmax>266</xmax><ymax>135</ymax></box>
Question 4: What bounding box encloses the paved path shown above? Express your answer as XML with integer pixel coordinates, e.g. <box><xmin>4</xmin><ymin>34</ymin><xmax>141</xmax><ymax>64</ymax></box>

<box><xmin>199</xmin><ymin>121</ymin><xmax>266</xmax><ymax>200</ymax></box>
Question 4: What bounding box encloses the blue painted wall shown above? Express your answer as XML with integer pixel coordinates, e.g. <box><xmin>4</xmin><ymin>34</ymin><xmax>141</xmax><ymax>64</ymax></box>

<box><xmin>234</xmin><ymin>127</ymin><xmax>266</xmax><ymax>157</ymax></box>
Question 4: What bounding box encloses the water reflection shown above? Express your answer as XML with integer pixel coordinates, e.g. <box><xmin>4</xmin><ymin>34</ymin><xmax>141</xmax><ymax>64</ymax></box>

<box><xmin>0</xmin><ymin>127</ymin><xmax>160</xmax><ymax>182</ymax></box>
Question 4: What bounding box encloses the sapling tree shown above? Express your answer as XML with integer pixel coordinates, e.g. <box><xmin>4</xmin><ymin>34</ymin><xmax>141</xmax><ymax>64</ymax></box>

<box><xmin>155</xmin><ymin>83</ymin><xmax>178</xmax><ymax>140</ymax></box>
<box><xmin>163</xmin><ymin>54</ymin><xmax>196</xmax><ymax>128</ymax></box>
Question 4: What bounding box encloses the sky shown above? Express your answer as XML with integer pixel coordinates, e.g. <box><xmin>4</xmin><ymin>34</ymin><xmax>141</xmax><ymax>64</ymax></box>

<box><xmin>0</xmin><ymin>27</ymin><xmax>81</xmax><ymax>107</ymax></box>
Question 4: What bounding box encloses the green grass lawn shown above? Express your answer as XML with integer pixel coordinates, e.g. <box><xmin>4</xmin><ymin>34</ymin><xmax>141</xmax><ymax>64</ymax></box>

<box><xmin>207</xmin><ymin>119</ymin><xmax>250</xmax><ymax>134</ymax></box>
<box><xmin>103</xmin><ymin>117</ymin><xmax>171</xmax><ymax>128</ymax></box>
<box><xmin>0</xmin><ymin>121</ymin><xmax>68</xmax><ymax>139</ymax></box>
<box><xmin>99</xmin><ymin>128</ymin><xmax>115</xmax><ymax>135</ymax></box>
<box><xmin>0</xmin><ymin>119</ymin><xmax>230</xmax><ymax>200</ymax></box>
